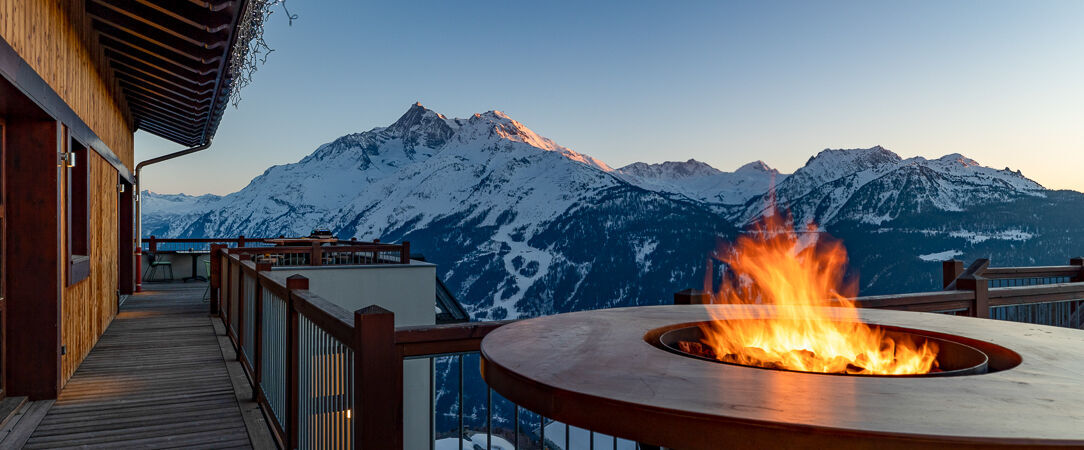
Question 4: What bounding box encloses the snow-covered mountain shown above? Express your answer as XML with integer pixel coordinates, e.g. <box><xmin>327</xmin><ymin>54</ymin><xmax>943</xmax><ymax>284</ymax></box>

<box><xmin>736</xmin><ymin>146</ymin><xmax>1045</xmax><ymax>226</ymax></box>
<box><xmin>143</xmin><ymin>104</ymin><xmax>1066</xmax><ymax>314</ymax></box>
<box><xmin>144</xmin><ymin>103</ymin><xmax>732</xmax><ymax>319</ymax></box>
<box><xmin>615</xmin><ymin>159</ymin><xmax>786</xmax><ymax>205</ymax></box>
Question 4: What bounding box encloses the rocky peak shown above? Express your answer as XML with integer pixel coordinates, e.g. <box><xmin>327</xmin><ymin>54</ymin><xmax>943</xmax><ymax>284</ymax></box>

<box><xmin>936</xmin><ymin>153</ymin><xmax>980</xmax><ymax>167</ymax></box>
<box><xmin>383</xmin><ymin>102</ymin><xmax>457</xmax><ymax>150</ymax></box>
<box><xmin>735</xmin><ymin>160</ymin><xmax>776</xmax><ymax>174</ymax></box>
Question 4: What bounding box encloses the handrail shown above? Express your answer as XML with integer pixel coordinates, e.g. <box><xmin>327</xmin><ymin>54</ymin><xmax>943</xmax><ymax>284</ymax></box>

<box><xmin>221</xmin><ymin>241</ymin><xmax>411</xmax><ymax>266</ymax></box>
<box><xmin>850</xmin><ymin>290</ymin><xmax>975</xmax><ymax>312</ymax></box>
<box><xmin>395</xmin><ymin>320</ymin><xmax>512</xmax><ymax>358</ymax></box>
<box><xmin>984</xmin><ymin>265</ymin><xmax>1083</xmax><ymax>279</ymax></box>
<box><xmin>290</xmin><ymin>289</ymin><xmax>354</xmax><ymax>344</ymax></box>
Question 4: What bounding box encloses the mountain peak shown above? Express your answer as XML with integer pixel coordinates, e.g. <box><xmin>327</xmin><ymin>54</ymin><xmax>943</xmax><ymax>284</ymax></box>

<box><xmin>804</xmin><ymin>146</ymin><xmax>902</xmax><ymax>170</ymax></box>
<box><xmin>936</xmin><ymin>153</ymin><xmax>980</xmax><ymax>167</ymax></box>
<box><xmin>388</xmin><ymin>102</ymin><xmax>446</xmax><ymax>133</ymax></box>
<box><xmin>736</xmin><ymin>160</ymin><xmax>774</xmax><ymax>173</ymax></box>
<box><xmin>617</xmin><ymin>159</ymin><xmax>720</xmax><ymax>179</ymax></box>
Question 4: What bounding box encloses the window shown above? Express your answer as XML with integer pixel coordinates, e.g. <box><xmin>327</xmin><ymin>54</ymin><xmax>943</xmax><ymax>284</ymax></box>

<box><xmin>67</xmin><ymin>133</ymin><xmax>90</xmax><ymax>285</ymax></box>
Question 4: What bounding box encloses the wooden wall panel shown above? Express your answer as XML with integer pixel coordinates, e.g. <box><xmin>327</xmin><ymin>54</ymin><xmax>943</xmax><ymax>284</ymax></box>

<box><xmin>0</xmin><ymin>0</ymin><xmax>134</xmax><ymax>169</ymax></box>
<box><xmin>61</xmin><ymin>151</ymin><xmax>119</xmax><ymax>384</ymax></box>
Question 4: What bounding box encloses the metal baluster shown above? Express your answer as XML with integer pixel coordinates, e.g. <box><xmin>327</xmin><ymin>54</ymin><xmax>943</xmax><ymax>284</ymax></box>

<box><xmin>565</xmin><ymin>423</ymin><xmax>569</xmax><ymax>450</ymax></box>
<box><xmin>301</xmin><ymin>318</ymin><xmax>307</xmax><ymax>449</ymax></box>
<box><xmin>458</xmin><ymin>354</ymin><xmax>464</xmax><ymax>450</ymax></box>
<box><xmin>323</xmin><ymin>330</ymin><xmax>329</xmax><ymax>450</ymax></box>
<box><xmin>487</xmin><ymin>388</ymin><xmax>492</xmax><ymax>449</ymax></box>
<box><xmin>430</xmin><ymin>357</ymin><xmax>436</xmax><ymax>450</ymax></box>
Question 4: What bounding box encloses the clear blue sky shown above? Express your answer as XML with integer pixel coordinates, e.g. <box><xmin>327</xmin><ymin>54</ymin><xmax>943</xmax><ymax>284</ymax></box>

<box><xmin>137</xmin><ymin>0</ymin><xmax>1084</xmax><ymax>195</ymax></box>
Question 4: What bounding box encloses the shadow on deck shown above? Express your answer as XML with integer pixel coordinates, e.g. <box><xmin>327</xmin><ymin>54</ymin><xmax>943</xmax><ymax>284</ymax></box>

<box><xmin>0</xmin><ymin>282</ymin><xmax>274</xmax><ymax>449</ymax></box>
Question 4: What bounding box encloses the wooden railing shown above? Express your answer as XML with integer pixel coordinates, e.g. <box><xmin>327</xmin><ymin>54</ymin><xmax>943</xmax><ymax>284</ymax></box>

<box><xmin>142</xmin><ymin>235</ymin><xmax>278</xmax><ymax>251</ymax></box>
<box><xmin>142</xmin><ymin>235</ymin><xmax>407</xmax><ymax>252</ymax></box>
<box><xmin>219</xmin><ymin>242</ymin><xmax>410</xmax><ymax>267</ymax></box>
<box><xmin>212</xmin><ymin>256</ymin><xmax>1084</xmax><ymax>449</ymax></box>
<box><xmin>143</xmin><ymin>235</ymin><xmax>411</xmax><ymax>267</ymax></box>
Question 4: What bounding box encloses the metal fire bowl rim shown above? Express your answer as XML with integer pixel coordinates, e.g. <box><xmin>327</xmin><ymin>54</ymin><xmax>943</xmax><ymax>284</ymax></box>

<box><xmin>479</xmin><ymin>305</ymin><xmax>1084</xmax><ymax>448</ymax></box>
<box><xmin>654</xmin><ymin>320</ymin><xmax>991</xmax><ymax>377</ymax></box>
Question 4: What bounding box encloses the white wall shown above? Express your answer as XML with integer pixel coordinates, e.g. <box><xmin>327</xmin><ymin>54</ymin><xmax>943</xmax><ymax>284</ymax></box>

<box><xmin>278</xmin><ymin>262</ymin><xmax>436</xmax><ymax>327</ymax></box>
<box><xmin>269</xmin><ymin>261</ymin><xmax>436</xmax><ymax>449</ymax></box>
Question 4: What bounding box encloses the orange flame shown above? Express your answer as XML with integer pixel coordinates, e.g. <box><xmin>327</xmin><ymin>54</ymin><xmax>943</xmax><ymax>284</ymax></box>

<box><xmin>699</xmin><ymin>210</ymin><xmax>939</xmax><ymax>375</ymax></box>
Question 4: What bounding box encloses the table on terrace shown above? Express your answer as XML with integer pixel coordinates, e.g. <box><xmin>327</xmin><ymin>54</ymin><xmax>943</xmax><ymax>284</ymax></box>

<box><xmin>175</xmin><ymin>249</ymin><xmax>210</xmax><ymax>282</ymax></box>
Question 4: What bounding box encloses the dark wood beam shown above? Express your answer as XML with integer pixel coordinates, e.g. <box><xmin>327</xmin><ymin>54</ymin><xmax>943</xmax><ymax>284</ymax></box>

<box><xmin>91</xmin><ymin>19</ymin><xmax>223</xmax><ymax>64</ymax></box>
<box><xmin>109</xmin><ymin>59</ymin><xmax>212</xmax><ymax>95</ymax></box>
<box><xmin>118</xmin><ymin>78</ymin><xmax>212</xmax><ymax>106</ymax></box>
<box><xmin>98</xmin><ymin>35</ymin><xmax>216</xmax><ymax>77</ymax></box>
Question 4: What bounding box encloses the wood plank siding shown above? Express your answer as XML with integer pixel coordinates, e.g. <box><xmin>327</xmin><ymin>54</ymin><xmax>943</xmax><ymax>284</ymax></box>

<box><xmin>1</xmin><ymin>0</ymin><xmax>135</xmax><ymax>392</ymax></box>
<box><xmin>0</xmin><ymin>0</ymin><xmax>134</xmax><ymax>167</ymax></box>
<box><xmin>60</xmin><ymin>150</ymin><xmax>119</xmax><ymax>384</ymax></box>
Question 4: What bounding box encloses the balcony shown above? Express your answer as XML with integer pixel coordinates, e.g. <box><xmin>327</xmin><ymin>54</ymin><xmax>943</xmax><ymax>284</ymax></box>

<box><xmin>2</xmin><ymin>238</ymin><xmax>1082</xmax><ymax>448</ymax></box>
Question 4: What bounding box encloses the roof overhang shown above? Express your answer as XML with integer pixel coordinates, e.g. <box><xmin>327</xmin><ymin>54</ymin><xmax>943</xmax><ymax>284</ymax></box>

<box><xmin>87</xmin><ymin>0</ymin><xmax>253</xmax><ymax>147</ymax></box>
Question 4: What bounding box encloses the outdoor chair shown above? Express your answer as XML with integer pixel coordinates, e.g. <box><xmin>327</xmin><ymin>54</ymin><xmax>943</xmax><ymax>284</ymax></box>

<box><xmin>143</xmin><ymin>251</ymin><xmax>173</xmax><ymax>281</ymax></box>
<box><xmin>203</xmin><ymin>259</ymin><xmax>212</xmax><ymax>301</ymax></box>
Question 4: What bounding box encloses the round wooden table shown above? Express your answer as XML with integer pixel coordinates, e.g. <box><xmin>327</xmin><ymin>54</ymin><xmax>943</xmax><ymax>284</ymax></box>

<box><xmin>479</xmin><ymin>305</ymin><xmax>1084</xmax><ymax>449</ymax></box>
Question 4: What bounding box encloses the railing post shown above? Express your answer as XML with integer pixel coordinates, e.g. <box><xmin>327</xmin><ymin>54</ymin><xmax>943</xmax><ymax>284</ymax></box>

<box><xmin>354</xmin><ymin>305</ymin><xmax>402</xmax><ymax>449</ymax></box>
<box><xmin>952</xmin><ymin>259</ymin><xmax>990</xmax><ymax>318</ymax></box>
<box><xmin>148</xmin><ymin>235</ymin><xmax>157</xmax><ymax>253</ymax></box>
<box><xmin>236</xmin><ymin>254</ymin><xmax>250</xmax><ymax>361</ymax></box>
<box><xmin>209</xmin><ymin>243</ymin><xmax>225</xmax><ymax>315</ymax></box>
<box><xmin>1070</xmin><ymin>258</ymin><xmax>1084</xmax><ymax>328</ymax></box>
<box><xmin>674</xmin><ymin>289</ymin><xmax>712</xmax><ymax>305</ymax></box>
<box><xmin>311</xmin><ymin>242</ymin><xmax>323</xmax><ymax>266</ymax></box>
<box><xmin>253</xmin><ymin>261</ymin><xmax>271</xmax><ymax>398</ymax></box>
<box><xmin>223</xmin><ymin>251</ymin><xmax>232</xmax><ymax>330</ymax></box>
<box><xmin>239</xmin><ymin>234</ymin><xmax>246</xmax><ymax>247</ymax></box>
<box><xmin>400</xmin><ymin>241</ymin><xmax>410</xmax><ymax>264</ymax></box>
<box><xmin>942</xmin><ymin>259</ymin><xmax>964</xmax><ymax>289</ymax></box>
<box><xmin>135</xmin><ymin>247</ymin><xmax>143</xmax><ymax>293</ymax></box>
<box><xmin>285</xmin><ymin>275</ymin><xmax>307</xmax><ymax>450</ymax></box>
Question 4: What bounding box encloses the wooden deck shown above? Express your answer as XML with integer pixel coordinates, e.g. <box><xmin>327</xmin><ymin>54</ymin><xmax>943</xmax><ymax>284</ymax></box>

<box><xmin>15</xmin><ymin>283</ymin><xmax>261</xmax><ymax>449</ymax></box>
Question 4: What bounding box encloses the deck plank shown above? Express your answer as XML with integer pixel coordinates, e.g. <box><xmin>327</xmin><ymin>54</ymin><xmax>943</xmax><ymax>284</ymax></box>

<box><xmin>24</xmin><ymin>283</ymin><xmax>256</xmax><ymax>449</ymax></box>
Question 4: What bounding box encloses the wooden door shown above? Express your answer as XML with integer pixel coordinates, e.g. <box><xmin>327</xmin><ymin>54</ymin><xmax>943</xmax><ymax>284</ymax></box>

<box><xmin>0</xmin><ymin>119</ymin><xmax>7</xmax><ymax>399</ymax></box>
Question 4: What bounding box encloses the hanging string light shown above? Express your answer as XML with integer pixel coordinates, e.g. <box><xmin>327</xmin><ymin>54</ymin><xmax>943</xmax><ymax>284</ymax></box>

<box><xmin>227</xmin><ymin>0</ymin><xmax>298</xmax><ymax>108</ymax></box>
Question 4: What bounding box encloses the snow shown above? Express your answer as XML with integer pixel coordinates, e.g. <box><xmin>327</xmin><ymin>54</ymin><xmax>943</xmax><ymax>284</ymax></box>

<box><xmin>736</xmin><ymin>145</ymin><xmax>1046</xmax><ymax>226</ymax></box>
<box><xmin>543</xmin><ymin>422</ymin><xmax>638</xmax><ymax>449</ymax></box>
<box><xmin>435</xmin><ymin>434</ymin><xmax>515</xmax><ymax>450</ymax></box>
<box><xmin>919</xmin><ymin>250</ymin><xmax>962</xmax><ymax>262</ymax></box>
<box><xmin>948</xmin><ymin>229</ymin><xmax>1034</xmax><ymax>244</ymax></box>
<box><xmin>433</xmin><ymin>427</ymin><xmax>637</xmax><ymax>450</ymax></box>
<box><xmin>634</xmin><ymin>238</ymin><xmax>658</xmax><ymax>271</ymax></box>
<box><xmin>615</xmin><ymin>159</ymin><xmax>787</xmax><ymax>205</ymax></box>
<box><xmin>140</xmin><ymin>191</ymin><xmax>220</xmax><ymax>216</ymax></box>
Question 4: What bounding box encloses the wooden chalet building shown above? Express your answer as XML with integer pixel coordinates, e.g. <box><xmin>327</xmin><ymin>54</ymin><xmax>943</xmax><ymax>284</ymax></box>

<box><xmin>0</xmin><ymin>0</ymin><xmax>254</xmax><ymax>400</ymax></box>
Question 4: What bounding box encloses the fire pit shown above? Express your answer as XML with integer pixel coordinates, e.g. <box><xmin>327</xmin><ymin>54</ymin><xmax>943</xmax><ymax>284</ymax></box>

<box><xmin>479</xmin><ymin>305</ymin><xmax>1084</xmax><ymax>448</ymax></box>
<box><xmin>656</xmin><ymin>320</ymin><xmax>992</xmax><ymax>377</ymax></box>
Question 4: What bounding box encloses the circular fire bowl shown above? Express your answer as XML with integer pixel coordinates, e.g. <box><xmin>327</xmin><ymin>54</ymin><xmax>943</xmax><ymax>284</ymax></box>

<box><xmin>479</xmin><ymin>305</ymin><xmax>1084</xmax><ymax>449</ymax></box>
<box><xmin>656</xmin><ymin>321</ymin><xmax>992</xmax><ymax>377</ymax></box>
